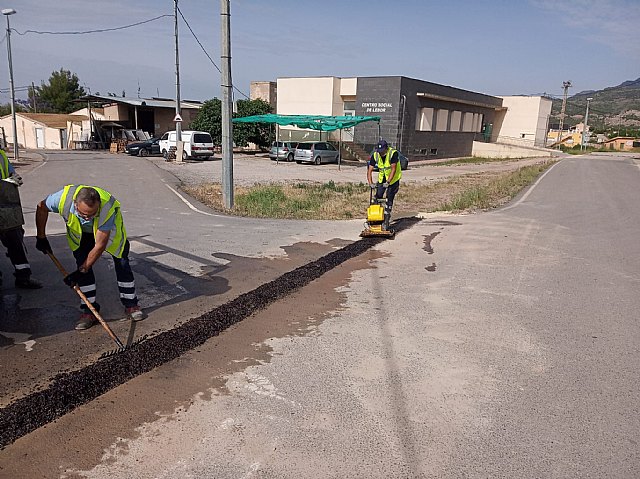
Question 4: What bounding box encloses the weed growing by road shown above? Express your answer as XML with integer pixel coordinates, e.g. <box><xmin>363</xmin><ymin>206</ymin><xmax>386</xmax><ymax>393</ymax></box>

<box><xmin>185</xmin><ymin>161</ymin><xmax>555</xmax><ymax>219</ymax></box>
<box><xmin>439</xmin><ymin>162</ymin><xmax>553</xmax><ymax>211</ymax></box>
<box><xmin>429</xmin><ymin>156</ymin><xmax>527</xmax><ymax>166</ymax></box>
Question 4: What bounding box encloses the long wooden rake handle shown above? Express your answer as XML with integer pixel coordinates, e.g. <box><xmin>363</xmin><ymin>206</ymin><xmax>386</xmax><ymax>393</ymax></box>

<box><xmin>47</xmin><ymin>252</ymin><xmax>124</xmax><ymax>349</ymax></box>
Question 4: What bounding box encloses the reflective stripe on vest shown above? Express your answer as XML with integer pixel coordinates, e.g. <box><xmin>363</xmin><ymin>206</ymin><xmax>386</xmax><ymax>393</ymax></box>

<box><xmin>0</xmin><ymin>150</ymin><xmax>9</xmax><ymax>179</ymax></box>
<box><xmin>375</xmin><ymin>148</ymin><xmax>402</xmax><ymax>185</ymax></box>
<box><xmin>58</xmin><ymin>185</ymin><xmax>128</xmax><ymax>258</ymax></box>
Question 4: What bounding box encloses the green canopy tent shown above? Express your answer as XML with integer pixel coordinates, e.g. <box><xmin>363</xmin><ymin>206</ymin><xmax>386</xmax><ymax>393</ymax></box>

<box><xmin>233</xmin><ymin>114</ymin><xmax>381</xmax><ymax>168</ymax></box>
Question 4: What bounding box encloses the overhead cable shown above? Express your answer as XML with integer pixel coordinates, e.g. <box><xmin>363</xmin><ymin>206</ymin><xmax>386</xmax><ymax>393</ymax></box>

<box><xmin>177</xmin><ymin>6</ymin><xmax>249</xmax><ymax>100</ymax></box>
<box><xmin>12</xmin><ymin>14</ymin><xmax>172</xmax><ymax>36</ymax></box>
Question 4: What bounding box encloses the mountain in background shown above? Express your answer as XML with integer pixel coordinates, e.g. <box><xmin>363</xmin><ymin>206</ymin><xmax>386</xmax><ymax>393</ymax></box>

<box><xmin>550</xmin><ymin>77</ymin><xmax>640</xmax><ymax>129</ymax></box>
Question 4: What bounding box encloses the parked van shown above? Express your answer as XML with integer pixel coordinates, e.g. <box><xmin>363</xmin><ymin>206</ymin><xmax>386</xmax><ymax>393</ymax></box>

<box><xmin>159</xmin><ymin>130</ymin><xmax>214</xmax><ymax>160</ymax></box>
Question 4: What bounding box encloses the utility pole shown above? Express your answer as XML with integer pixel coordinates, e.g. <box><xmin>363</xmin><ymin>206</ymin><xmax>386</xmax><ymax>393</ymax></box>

<box><xmin>221</xmin><ymin>0</ymin><xmax>234</xmax><ymax>208</ymax></box>
<box><xmin>581</xmin><ymin>97</ymin><xmax>593</xmax><ymax>151</ymax></box>
<box><xmin>557</xmin><ymin>80</ymin><xmax>571</xmax><ymax>149</ymax></box>
<box><xmin>31</xmin><ymin>81</ymin><xmax>36</xmax><ymax>112</ymax></box>
<box><xmin>174</xmin><ymin>0</ymin><xmax>183</xmax><ymax>161</ymax></box>
<box><xmin>3</xmin><ymin>8</ymin><xmax>18</xmax><ymax>160</ymax></box>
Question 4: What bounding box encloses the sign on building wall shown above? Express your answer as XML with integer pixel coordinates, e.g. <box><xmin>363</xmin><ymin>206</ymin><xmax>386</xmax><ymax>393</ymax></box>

<box><xmin>361</xmin><ymin>102</ymin><xmax>393</xmax><ymax>113</ymax></box>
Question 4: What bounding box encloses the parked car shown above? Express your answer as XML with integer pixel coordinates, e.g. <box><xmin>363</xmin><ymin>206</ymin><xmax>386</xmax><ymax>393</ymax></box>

<box><xmin>371</xmin><ymin>151</ymin><xmax>409</xmax><ymax>171</ymax></box>
<box><xmin>159</xmin><ymin>130</ymin><xmax>215</xmax><ymax>160</ymax></box>
<box><xmin>124</xmin><ymin>137</ymin><xmax>161</xmax><ymax>157</ymax></box>
<box><xmin>269</xmin><ymin>141</ymin><xmax>297</xmax><ymax>162</ymax></box>
<box><xmin>294</xmin><ymin>142</ymin><xmax>340</xmax><ymax>165</ymax></box>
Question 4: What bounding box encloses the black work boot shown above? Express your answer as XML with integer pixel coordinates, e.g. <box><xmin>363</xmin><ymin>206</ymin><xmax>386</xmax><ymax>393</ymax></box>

<box><xmin>15</xmin><ymin>277</ymin><xmax>43</xmax><ymax>289</ymax></box>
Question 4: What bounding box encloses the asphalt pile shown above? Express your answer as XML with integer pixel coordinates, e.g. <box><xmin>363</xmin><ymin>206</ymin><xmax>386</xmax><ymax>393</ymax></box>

<box><xmin>0</xmin><ymin>217</ymin><xmax>420</xmax><ymax>449</ymax></box>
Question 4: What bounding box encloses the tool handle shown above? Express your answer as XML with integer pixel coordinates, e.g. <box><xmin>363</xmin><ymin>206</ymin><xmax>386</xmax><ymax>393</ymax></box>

<box><xmin>74</xmin><ymin>285</ymin><xmax>124</xmax><ymax>348</ymax></box>
<box><xmin>47</xmin><ymin>252</ymin><xmax>69</xmax><ymax>276</ymax></box>
<box><xmin>47</xmin><ymin>252</ymin><xmax>125</xmax><ymax>349</ymax></box>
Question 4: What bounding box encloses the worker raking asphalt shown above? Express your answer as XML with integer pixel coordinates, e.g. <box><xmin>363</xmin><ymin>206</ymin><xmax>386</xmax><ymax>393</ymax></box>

<box><xmin>0</xmin><ymin>217</ymin><xmax>420</xmax><ymax>449</ymax></box>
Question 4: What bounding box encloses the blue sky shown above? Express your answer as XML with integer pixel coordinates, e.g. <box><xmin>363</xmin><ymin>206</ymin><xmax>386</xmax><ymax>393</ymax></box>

<box><xmin>1</xmin><ymin>0</ymin><xmax>639</xmax><ymax>104</ymax></box>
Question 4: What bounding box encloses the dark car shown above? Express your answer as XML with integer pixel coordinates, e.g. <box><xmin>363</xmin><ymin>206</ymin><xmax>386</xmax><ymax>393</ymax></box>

<box><xmin>125</xmin><ymin>138</ymin><xmax>161</xmax><ymax>157</ymax></box>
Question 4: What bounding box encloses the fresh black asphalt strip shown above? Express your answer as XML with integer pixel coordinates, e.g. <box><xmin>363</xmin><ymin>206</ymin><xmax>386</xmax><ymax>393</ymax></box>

<box><xmin>0</xmin><ymin>217</ymin><xmax>421</xmax><ymax>449</ymax></box>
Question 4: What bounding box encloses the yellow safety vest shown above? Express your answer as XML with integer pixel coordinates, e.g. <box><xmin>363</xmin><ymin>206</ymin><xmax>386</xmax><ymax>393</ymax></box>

<box><xmin>375</xmin><ymin>148</ymin><xmax>402</xmax><ymax>185</ymax></box>
<box><xmin>58</xmin><ymin>185</ymin><xmax>128</xmax><ymax>258</ymax></box>
<box><xmin>0</xmin><ymin>149</ymin><xmax>9</xmax><ymax>179</ymax></box>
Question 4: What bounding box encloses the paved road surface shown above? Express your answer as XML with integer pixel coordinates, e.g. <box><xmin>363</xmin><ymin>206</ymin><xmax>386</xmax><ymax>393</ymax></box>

<box><xmin>3</xmin><ymin>152</ymin><xmax>639</xmax><ymax>477</ymax></box>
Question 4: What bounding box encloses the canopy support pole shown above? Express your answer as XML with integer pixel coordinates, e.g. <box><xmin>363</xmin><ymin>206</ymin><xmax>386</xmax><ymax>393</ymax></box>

<box><xmin>338</xmin><ymin>128</ymin><xmax>342</xmax><ymax>171</ymax></box>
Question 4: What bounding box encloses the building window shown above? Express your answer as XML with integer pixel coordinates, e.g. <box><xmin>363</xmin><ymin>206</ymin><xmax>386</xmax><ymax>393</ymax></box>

<box><xmin>343</xmin><ymin>101</ymin><xmax>355</xmax><ymax>111</ymax></box>
<box><xmin>450</xmin><ymin>111</ymin><xmax>462</xmax><ymax>132</ymax></box>
<box><xmin>435</xmin><ymin>109</ymin><xmax>449</xmax><ymax>131</ymax></box>
<box><xmin>416</xmin><ymin>108</ymin><xmax>434</xmax><ymax>131</ymax></box>
<box><xmin>472</xmin><ymin>113</ymin><xmax>483</xmax><ymax>132</ymax></box>
<box><xmin>462</xmin><ymin>112</ymin><xmax>474</xmax><ymax>132</ymax></box>
<box><xmin>430</xmin><ymin>148</ymin><xmax>438</xmax><ymax>155</ymax></box>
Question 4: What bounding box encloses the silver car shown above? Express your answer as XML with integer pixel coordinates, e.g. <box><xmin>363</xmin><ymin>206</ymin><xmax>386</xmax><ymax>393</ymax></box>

<box><xmin>294</xmin><ymin>141</ymin><xmax>340</xmax><ymax>165</ymax></box>
<box><xmin>269</xmin><ymin>141</ymin><xmax>297</xmax><ymax>162</ymax></box>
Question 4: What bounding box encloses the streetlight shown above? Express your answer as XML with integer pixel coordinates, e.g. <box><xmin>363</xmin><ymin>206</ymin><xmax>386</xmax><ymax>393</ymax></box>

<box><xmin>581</xmin><ymin>97</ymin><xmax>593</xmax><ymax>151</ymax></box>
<box><xmin>2</xmin><ymin>8</ymin><xmax>18</xmax><ymax>160</ymax></box>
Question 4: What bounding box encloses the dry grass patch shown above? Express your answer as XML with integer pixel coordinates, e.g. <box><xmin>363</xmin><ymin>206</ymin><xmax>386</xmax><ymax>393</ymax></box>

<box><xmin>185</xmin><ymin>161</ymin><xmax>556</xmax><ymax>219</ymax></box>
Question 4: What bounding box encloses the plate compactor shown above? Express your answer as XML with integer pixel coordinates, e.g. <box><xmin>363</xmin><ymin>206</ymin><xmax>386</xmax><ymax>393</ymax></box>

<box><xmin>360</xmin><ymin>184</ymin><xmax>395</xmax><ymax>238</ymax></box>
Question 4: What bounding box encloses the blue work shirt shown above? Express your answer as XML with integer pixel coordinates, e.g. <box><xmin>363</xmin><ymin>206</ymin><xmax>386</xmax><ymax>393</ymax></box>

<box><xmin>44</xmin><ymin>189</ymin><xmax>115</xmax><ymax>234</ymax></box>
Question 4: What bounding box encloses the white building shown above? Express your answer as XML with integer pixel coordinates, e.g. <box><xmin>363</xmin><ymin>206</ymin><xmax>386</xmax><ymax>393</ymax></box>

<box><xmin>495</xmin><ymin>96</ymin><xmax>553</xmax><ymax>148</ymax></box>
<box><xmin>0</xmin><ymin>113</ymin><xmax>86</xmax><ymax>150</ymax></box>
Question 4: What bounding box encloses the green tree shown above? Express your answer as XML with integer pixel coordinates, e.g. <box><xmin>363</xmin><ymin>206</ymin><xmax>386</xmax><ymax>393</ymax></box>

<box><xmin>233</xmin><ymin>98</ymin><xmax>272</xmax><ymax>147</ymax></box>
<box><xmin>0</xmin><ymin>103</ymin><xmax>26</xmax><ymax>116</ymax></box>
<box><xmin>35</xmin><ymin>68</ymin><xmax>86</xmax><ymax>113</ymax></box>
<box><xmin>190</xmin><ymin>98</ymin><xmax>223</xmax><ymax>144</ymax></box>
<box><xmin>189</xmin><ymin>98</ymin><xmax>273</xmax><ymax>147</ymax></box>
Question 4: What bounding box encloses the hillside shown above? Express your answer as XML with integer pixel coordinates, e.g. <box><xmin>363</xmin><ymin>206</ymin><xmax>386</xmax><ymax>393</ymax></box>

<box><xmin>551</xmin><ymin>77</ymin><xmax>640</xmax><ymax>128</ymax></box>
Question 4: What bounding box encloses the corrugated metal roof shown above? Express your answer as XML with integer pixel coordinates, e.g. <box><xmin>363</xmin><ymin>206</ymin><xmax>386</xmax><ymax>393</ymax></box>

<box><xmin>82</xmin><ymin>94</ymin><xmax>202</xmax><ymax>109</ymax></box>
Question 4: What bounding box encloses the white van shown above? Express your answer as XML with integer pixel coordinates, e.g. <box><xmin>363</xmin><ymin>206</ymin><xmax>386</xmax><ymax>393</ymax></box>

<box><xmin>159</xmin><ymin>130</ymin><xmax>215</xmax><ymax>160</ymax></box>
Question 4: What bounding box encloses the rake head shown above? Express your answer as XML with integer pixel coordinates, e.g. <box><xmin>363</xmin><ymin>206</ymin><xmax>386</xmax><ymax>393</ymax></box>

<box><xmin>99</xmin><ymin>335</ymin><xmax>148</xmax><ymax>360</ymax></box>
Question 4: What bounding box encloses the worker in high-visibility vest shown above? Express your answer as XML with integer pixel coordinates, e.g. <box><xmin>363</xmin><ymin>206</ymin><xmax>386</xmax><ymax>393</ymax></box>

<box><xmin>366</xmin><ymin>139</ymin><xmax>402</xmax><ymax>231</ymax></box>
<box><xmin>0</xmin><ymin>148</ymin><xmax>42</xmax><ymax>290</ymax></box>
<box><xmin>35</xmin><ymin>185</ymin><xmax>146</xmax><ymax>330</ymax></box>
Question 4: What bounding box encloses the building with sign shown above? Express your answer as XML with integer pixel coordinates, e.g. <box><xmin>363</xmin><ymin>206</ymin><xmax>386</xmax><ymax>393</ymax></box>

<box><xmin>273</xmin><ymin>76</ymin><xmax>552</xmax><ymax>160</ymax></box>
<box><xmin>275</xmin><ymin>76</ymin><xmax>505</xmax><ymax>160</ymax></box>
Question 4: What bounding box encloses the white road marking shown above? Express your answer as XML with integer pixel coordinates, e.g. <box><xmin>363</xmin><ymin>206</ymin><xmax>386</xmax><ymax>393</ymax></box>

<box><xmin>501</xmin><ymin>160</ymin><xmax>562</xmax><ymax>211</ymax></box>
<box><xmin>164</xmin><ymin>183</ymin><xmax>221</xmax><ymax>217</ymax></box>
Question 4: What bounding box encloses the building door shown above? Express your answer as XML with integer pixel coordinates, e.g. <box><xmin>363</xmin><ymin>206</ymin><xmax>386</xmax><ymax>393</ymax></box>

<box><xmin>35</xmin><ymin>128</ymin><xmax>45</xmax><ymax>148</ymax></box>
<box><xmin>60</xmin><ymin>129</ymin><xmax>68</xmax><ymax>149</ymax></box>
<box><xmin>343</xmin><ymin>110</ymin><xmax>355</xmax><ymax>141</ymax></box>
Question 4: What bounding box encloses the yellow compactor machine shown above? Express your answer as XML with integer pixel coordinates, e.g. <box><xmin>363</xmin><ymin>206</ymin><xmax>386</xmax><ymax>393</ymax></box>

<box><xmin>360</xmin><ymin>185</ymin><xmax>395</xmax><ymax>238</ymax></box>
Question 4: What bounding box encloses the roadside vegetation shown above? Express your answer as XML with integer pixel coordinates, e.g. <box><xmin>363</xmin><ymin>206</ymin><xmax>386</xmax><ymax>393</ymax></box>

<box><xmin>428</xmin><ymin>156</ymin><xmax>528</xmax><ymax>166</ymax></box>
<box><xmin>185</xmin><ymin>160</ymin><xmax>556</xmax><ymax>219</ymax></box>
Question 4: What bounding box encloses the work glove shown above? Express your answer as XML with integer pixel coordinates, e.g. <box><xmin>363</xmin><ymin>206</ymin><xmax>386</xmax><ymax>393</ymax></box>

<box><xmin>382</xmin><ymin>182</ymin><xmax>390</xmax><ymax>188</ymax></box>
<box><xmin>63</xmin><ymin>269</ymin><xmax>86</xmax><ymax>288</ymax></box>
<box><xmin>35</xmin><ymin>237</ymin><xmax>53</xmax><ymax>255</ymax></box>
<box><xmin>369</xmin><ymin>183</ymin><xmax>377</xmax><ymax>189</ymax></box>
<box><xmin>6</xmin><ymin>173</ymin><xmax>23</xmax><ymax>186</ymax></box>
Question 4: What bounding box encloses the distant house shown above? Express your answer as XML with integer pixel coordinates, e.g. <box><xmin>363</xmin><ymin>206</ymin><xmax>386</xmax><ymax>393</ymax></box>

<box><xmin>547</xmin><ymin>122</ymin><xmax>589</xmax><ymax>148</ymax></box>
<box><xmin>601</xmin><ymin>136</ymin><xmax>637</xmax><ymax>150</ymax></box>
<box><xmin>0</xmin><ymin>112</ymin><xmax>86</xmax><ymax>149</ymax></box>
<box><xmin>72</xmin><ymin>95</ymin><xmax>203</xmax><ymax>142</ymax></box>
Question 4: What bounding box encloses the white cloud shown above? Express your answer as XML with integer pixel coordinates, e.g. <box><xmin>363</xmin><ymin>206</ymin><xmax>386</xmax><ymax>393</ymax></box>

<box><xmin>531</xmin><ymin>0</ymin><xmax>640</xmax><ymax>58</ymax></box>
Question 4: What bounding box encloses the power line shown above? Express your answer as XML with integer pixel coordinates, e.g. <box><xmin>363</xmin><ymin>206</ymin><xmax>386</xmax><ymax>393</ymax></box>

<box><xmin>12</xmin><ymin>14</ymin><xmax>172</xmax><ymax>36</ymax></box>
<box><xmin>177</xmin><ymin>5</ymin><xmax>249</xmax><ymax>100</ymax></box>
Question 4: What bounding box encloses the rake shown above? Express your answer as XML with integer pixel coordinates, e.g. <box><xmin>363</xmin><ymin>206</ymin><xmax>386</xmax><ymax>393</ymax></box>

<box><xmin>47</xmin><ymin>252</ymin><xmax>125</xmax><ymax>352</ymax></box>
